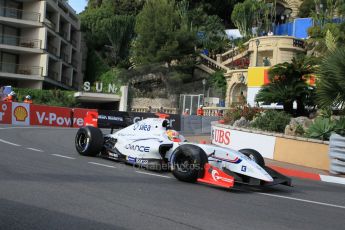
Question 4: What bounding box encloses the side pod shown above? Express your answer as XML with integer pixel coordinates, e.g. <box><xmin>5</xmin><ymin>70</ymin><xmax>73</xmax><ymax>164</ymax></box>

<box><xmin>197</xmin><ymin>163</ymin><xmax>235</xmax><ymax>188</ymax></box>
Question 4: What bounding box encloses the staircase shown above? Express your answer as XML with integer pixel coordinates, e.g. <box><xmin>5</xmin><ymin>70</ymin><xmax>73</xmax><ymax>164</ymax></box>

<box><xmin>197</xmin><ymin>41</ymin><xmax>250</xmax><ymax>76</ymax></box>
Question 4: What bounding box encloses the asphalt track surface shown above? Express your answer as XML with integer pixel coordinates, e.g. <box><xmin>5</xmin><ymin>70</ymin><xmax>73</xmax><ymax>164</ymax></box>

<box><xmin>1</xmin><ymin>126</ymin><xmax>345</xmax><ymax>230</ymax></box>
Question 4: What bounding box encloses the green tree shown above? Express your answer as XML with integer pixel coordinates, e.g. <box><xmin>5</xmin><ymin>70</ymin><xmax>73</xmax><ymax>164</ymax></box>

<box><xmin>316</xmin><ymin>47</ymin><xmax>345</xmax><ymax>111</ymax></box>
<box><xmin>256</xmin><ymin>55</ymin><xmax>318</xmax><ymax>115</ymax></box>
<box><xmin>231</xmin><ymin>0</ymin><xmax>271</xmax><ymax>38</ymax></box>
<box><xmin>133</xmin><ymin>0</ymin><xmax>196</xmax><ymax>65</ymax></box>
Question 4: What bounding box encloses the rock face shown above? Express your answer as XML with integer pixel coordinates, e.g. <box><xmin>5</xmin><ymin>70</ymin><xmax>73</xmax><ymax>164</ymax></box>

<box><xmin>233</xmin><ymin>117</ymin><xmax>249</xmax><ymax>128</ymax></box>
<box><xmin>284</xmin><ymin>116</ymin><xmax>312</xmax><ymax>136</ymax></box>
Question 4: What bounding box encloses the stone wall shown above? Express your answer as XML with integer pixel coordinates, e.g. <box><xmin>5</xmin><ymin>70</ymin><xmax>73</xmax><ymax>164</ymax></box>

<box><xmin>131</xmin><ymin>97</ymin><xmax>177</xmax><ymax>109</ymax></box>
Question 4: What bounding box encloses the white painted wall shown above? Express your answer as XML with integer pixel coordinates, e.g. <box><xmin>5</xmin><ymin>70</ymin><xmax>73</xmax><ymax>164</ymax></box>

<box><xmin>211</xmin><ymin>126</ymin><xmax>276</xmax><ymax>159</ymax></box>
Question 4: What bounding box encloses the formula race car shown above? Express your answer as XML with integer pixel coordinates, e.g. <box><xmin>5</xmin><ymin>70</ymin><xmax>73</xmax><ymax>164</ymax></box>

<box><xmin>75</xmin><ymin>115</ymin><xmax>291</xmax><ymax>189</ymax></box>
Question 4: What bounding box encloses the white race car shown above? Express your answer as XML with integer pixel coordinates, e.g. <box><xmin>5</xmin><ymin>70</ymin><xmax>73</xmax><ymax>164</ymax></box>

<box><xmin>75</xmin><ymin>115</ymin><xmax>291</xmax><ymax>188</ymax></box>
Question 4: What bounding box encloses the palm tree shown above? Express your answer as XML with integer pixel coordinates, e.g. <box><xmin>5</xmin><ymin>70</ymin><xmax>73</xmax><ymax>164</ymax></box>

<box><xmin>317</xmin><ymin>47</ymin><xmax>345</xmax><ymax>110</ymax></box>
<box><xmin>256</xmin><ymin>55</ymin><xmax>318</xmax><ymax>115</ymax></box>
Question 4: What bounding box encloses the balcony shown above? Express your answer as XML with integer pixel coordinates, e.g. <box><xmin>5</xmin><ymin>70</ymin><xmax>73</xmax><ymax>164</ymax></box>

<box><xmin>71</xmin><ymin>38</ymin><xmax>78</xmax><ymax>47</ymax></box>
<box><xmin>0</xmin><ymin>35</ymin><xmax>42</xmax><ymax>49</ymax></box>
<box><xmin>0</xmin><ymin>62</ymin><xmax>43</xmax><ymax>76</ymax></box>
<box><xmin>61</xmin><ymin>52</ymin><xmax>69</xmax><ymax>63</ymax></box>
<box><xmin>72</xmin><ymin>58</ymin><xmax>78</xmax><ymax>68</ymax></box>
<box><xmin>47</xmin><ymin>44</ymin><xmax>58</xmax><ymax>56</ymax></box>
<box><xmin>48</xmin><ymin>69</ymin><xmax>59</xmax><ymax>81</ymax></box>
<box><xmin>59</xmin><ymin>30</ymin><xmax>68</xmax><ymax>40</ymax></box>
<box><xmin>0</xmin><ymin>7</ymin><xmax>41</xmax><ymax>22</ymax></box>
<box><xmin>44</xmin><ymin>18</ymin><xmax>56</xmax><ymax>30</ymax></box>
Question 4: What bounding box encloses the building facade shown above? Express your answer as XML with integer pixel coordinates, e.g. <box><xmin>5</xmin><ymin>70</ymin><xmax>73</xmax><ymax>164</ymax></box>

<box><xmin>0</xmin><ymin>0</ymin><xmax>82</xmax><ymax>90</ymax></box>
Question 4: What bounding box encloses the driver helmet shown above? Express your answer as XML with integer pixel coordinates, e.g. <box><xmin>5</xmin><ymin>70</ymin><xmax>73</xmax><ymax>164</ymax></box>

<box><xmin>25</xmin><ymin>95</ymin><xmax>32</xmax><ymax>100</ymax></box>
<box><xmin>166</xmin><ymin>129</ymin><xmax>181</xmax><ymax>142</ymax></box>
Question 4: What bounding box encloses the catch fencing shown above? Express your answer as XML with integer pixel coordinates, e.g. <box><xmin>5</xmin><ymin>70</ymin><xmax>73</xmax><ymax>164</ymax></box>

<box><xmin>329</xmin><ymin>134</ymin><xmax>345</xmax><ymax>174</ymax></box>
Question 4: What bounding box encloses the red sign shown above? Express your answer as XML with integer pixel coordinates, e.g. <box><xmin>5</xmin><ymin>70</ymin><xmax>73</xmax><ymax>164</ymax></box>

<box><xmin>212</xmin><ymin>127</ymin><xmax>231</xmax><ymax>145</ymax></box>
<box><xmin>0</xmin><ymin>102</ymin><xmax>12</xmax><ymax>124</ymax></box>
<box><xmin>73</xmin><ymin>108</ymin><xmax>98</xmax><ymax>128</ymax></box>
<box><xmin>30</xmin><ymin>104</ymin><xmax>73</xmax><ymax>127</ymax></box>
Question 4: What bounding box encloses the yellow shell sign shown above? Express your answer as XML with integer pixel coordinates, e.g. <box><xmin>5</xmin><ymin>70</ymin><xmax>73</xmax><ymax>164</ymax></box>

<box><xmin>14</xmin><ymin>106</ymin><xmax>28</xmax><ymax>122</ymax></box>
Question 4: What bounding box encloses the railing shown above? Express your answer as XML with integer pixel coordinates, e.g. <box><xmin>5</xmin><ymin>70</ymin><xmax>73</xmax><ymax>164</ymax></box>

<box><xmin>203</xmin><ymin>107</ymin><xmax>229</xmax><ymax>117</ymax></box>
<box><xmin>131</xmin><ymin>107</ymin><xmax>178</xmax><ymax>114</ymax></box>
<box><xmin>0</xmin><ymin>7</ymin><xmax>40</xmax><ymax>22</ymax></box>
<box><xmin>61</xmin><ymin>52</ymin><xmax>69</xmax><ymax>63</ymax></box>
<box><xmin>221</xmin><ymin>42</ymin><xmax>250</xmax><ymax>64</ymax></box>
<box><xmin>48</xmin><ymin>70</ymin><xmax>59</xmax><ymax>81</ymax></box>
<box><xmin>0</xmin><ymin>62</ymin><xmax>43</xmax><ymax>76</ymax></box>
<box><xmin>293</xmin><ymin>39</ymin><xmax>305</xmax><ymax>49</ymax></box>
<box><xmin>44</xmin><ymin>18</ymin><xmax>56</xmax><ymax>30</ymax></box>
<box><xmin>0</xmin><ymin>35</ymin><xmax>42</xmax><ymax>49</ymax></box>
<box><xmin>199</xmin><ymin>54</ymin><xmax>229</xmax><ymax>73</ymax></box>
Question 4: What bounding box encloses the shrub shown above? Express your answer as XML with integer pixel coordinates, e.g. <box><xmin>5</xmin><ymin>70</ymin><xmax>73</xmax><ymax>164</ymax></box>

<box><xmin>306</xmin><ymin>116</ymin><xmax>345</xmax><ymax>140</ymax></box>
<box><xmin>223</xmin><ymin>105</ymin><xmax>261</xmax><ymax>125</ymax></box>
<box><xmin>306</xmin><ymin>118</ymin><xmax>335</xmax><ymax>140</ymax></box>
<box><xmin>251</xmin><ymin>110</ymin><xmax>291</xmax><ymax>133</ymax></box>
<box><xmin>14</xmin><ymin>88</ymin><xmax>79</xmax><ymax>108</ymax></box>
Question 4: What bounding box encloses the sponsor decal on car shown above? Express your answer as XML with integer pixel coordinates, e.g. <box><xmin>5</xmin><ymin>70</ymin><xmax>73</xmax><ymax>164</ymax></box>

<box><xmin>241</xmin><ymin>165</ymin><xmax>247</xmax><ymax>172</ymax></box>
<box><xmin>136</xmin><ymin>159</ymin><xmax>148</xmax><ymax>164</ymax></box>
<box><xmin>125</xmin><ymin>144</ymin><xmax>150</xmax><ymax>153</ymax></box>
<box><xmin>127</xmin><ymin>156</ymin><xmax>136</xmax><ymax>163</ymax></box>
<box><xmin>133</xmin><ymin>123</ymin><xmax>151</xmax><ymax>131</ymax></box>
<box><xmin>211</xmin><ymin>168</ymin><xmax>234</xmax><ymax>183</ymax></box>
<box><xmin>211</xmin><ymin>155</ymin><xmax>242</xmax><ymax>164</ymax></box>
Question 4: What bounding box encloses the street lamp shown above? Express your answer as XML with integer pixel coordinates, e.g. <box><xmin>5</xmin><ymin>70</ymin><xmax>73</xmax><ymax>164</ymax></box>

<box><xmin>202</xmin><ymin>79</ymin><xmax>206</xmax><ymax>105</ymax></box>
<box><xmin>255</xmin><ymin>39</ymin><xmax>260</xmax><ymax>66</ymax></box>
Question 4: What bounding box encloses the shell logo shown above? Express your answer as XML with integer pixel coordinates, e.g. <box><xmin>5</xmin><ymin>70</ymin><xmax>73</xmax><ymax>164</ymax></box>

<box><xmin>14</xmin><ymin>106</ymin><xmax>28</xmax><ymax>122</ymax></box>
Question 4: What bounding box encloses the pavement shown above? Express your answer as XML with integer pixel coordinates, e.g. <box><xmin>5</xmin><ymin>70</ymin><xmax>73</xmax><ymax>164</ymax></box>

<box><xmin>185</xmin><ymin>134</ymin><xmax>345</xmax><ymax>186</ymax></box>
<box><xmin>0</xmin><ymin>126</ymin><xmax>345</xmax><ymax>230</ymax></box>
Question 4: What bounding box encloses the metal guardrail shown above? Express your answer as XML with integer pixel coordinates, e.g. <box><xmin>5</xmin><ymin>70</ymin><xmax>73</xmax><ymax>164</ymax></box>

<box><xmin>0</xmin><ymin>35</ymin><xmax>42</xmax><ymax>49</ymax></box>
<box><xmin>0</xmin><ymin>62</ymin><xmax>43</xmax><ymax>76</ymax></box>
<box><xmin>0</xmin><ymin>7</ymin><xmax>40</xmax><ymax>22</ymax></box>
<box><xmin>329</xmin><ymin>134</ymin><xmax>345</xmax><ymax>174</ymax></box>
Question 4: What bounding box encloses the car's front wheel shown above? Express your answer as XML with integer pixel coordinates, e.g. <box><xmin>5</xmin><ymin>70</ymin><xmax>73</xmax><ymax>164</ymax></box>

<box><xmin>75</xmin><ymin>126</ymin><xmax>103</xmax><ymax>156</ymax></box>
<box><xmin>239</xmin><ymin>148</ymin><xmax>265</xmax><ymax>167</ymax></box>
<box><xmin>171</xmin><ymin>144</ymin><xmax>208</xmax><ymax>183</ymax></box>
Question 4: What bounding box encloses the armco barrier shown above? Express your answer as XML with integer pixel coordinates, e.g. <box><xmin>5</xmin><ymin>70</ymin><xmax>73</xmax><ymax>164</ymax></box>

<box><xmin>1</xmin><ymin>102</ymin><xmax>96</xmax><ymax>128</ymax></box>
<box><xmin>329</xmin><ymin>134</ymin><xmax>345</xmax><ymax>174</ymax></box>
<box><xmin>73</xmin><ymin>108</ymin><xmax>98</xmax><ymax>128</ymax></box>
<box><xmin>30</xmin><ymin>104</ymin><xmax>73</xmax><ymax>127</ymax></box>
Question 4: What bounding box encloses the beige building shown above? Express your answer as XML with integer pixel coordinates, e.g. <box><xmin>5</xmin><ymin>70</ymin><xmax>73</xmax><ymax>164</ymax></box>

<box><xmin>0</xmin><ymin>0</ymin><xmax>82</xmax><ymax>90</ymax></box>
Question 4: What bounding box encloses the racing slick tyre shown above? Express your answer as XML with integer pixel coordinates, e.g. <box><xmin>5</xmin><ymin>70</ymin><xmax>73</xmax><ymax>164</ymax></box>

<box><xmin>239</xmin><ymin>148</ymin><xmax>265</xmax><ymax>167</ymax></box>
<box><xmin>171</xmin><ymin>144</ymin><xmax>208</xmax><ymax>183</ymax></box>
<box><xmin>75</xmin><ymin>126</ymin><xmax>103</xmax><ymax>157</ymax></box>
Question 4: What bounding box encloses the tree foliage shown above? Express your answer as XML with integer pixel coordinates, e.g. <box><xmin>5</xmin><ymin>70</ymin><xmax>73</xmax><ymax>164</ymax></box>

<box><xmin>316</xmin><ymin>47</ymin><xmax>345</xmax><ymax>110</ymax></box>
<box><xmin>132</xmin><ymin>0</ymin><xmax>196</xmax><ymax>65</ymax></box>
<box><xmin>256</xmin><ymin>55</ymin><xmax>318</xmax><ymax>115</ymax></box>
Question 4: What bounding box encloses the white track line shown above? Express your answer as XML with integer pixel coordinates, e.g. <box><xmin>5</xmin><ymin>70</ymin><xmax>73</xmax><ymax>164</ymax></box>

<box><xmin>88</xmin><ymin>162</ymin><xmax>117</xmax><ymax>168</ymax></box>
<box><xmin>0</xmin><ymin>138</ymin><xmax>21</xmax><ymax>146</ymax></box>
<box><xmin>51</xmin><ymin>154</ymin><xmax>75</xmax><ymax>160</ymax></box>
<box><xmin>135</xmin><ymin>171</ymin><xmax>172</xmax><ymax>179</ymax></box>
<box><xmin>257</xmin><ymin>192</ymin><xmax>345</xmax><ymax>210</ymax></box>
<box><xmin>26</xmin><ymin>147</ymin><xmax>43</xmax><ymax>152</ymax></box>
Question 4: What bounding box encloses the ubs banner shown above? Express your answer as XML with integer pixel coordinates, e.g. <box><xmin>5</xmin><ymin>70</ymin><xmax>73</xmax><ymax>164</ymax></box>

<box><xmin>98</xmin><ymin>111</ymin><xmax>181</xmax><ymax>131</ymax></box>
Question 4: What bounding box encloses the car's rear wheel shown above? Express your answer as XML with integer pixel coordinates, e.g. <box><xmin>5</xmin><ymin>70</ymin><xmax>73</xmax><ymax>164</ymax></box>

<box><xmin>75</xmin><ymin>126</ymin><xmax>103</xmax><ymax>156</ymax></box>
<box><xmin>239</xmin><ymin>148</ymin><xmax>265</xmax><ymax>167</ymax></box>
<box><xmin>171</xmin><ymin>144</ymin><xmax>208</xmax><ymax>183</ymax></box>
